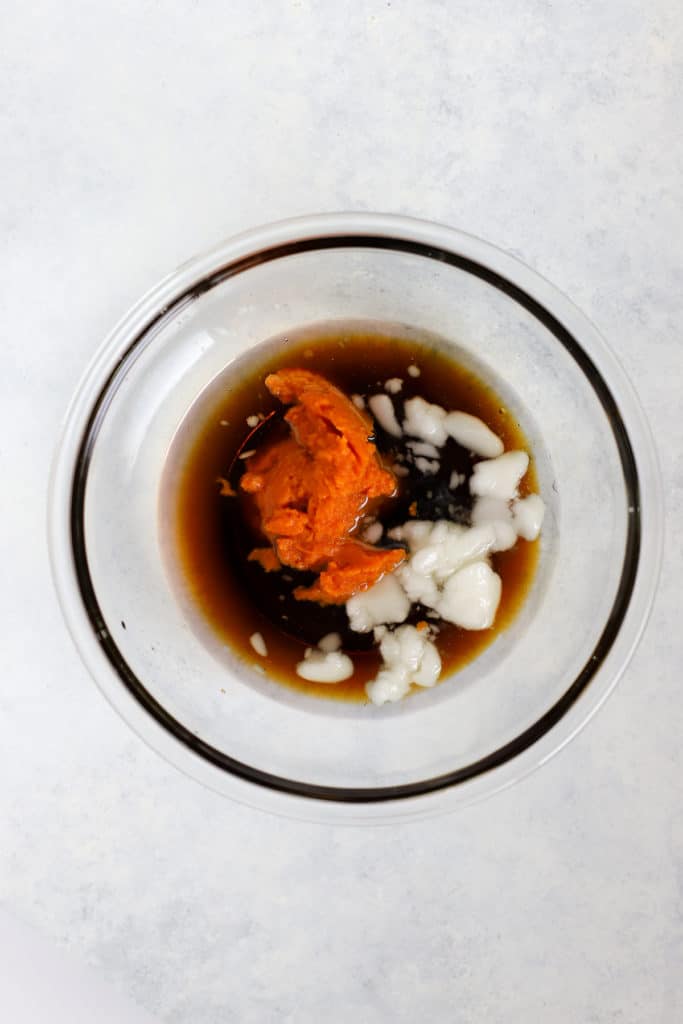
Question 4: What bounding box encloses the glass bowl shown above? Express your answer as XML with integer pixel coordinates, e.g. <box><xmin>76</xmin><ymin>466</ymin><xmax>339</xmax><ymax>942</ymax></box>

<box><xmin>48</xmin><ymin>214</ymin><xmax>661</xmax><ymax>823</ymax></box>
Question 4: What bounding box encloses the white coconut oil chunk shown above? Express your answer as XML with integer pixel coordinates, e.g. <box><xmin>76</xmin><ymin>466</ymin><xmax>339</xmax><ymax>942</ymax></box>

<box><xmin>249</xmin><ymin>632</ymin><xmax>268</xmax><ymax>657</ymax></box>
<box><xmin>407</xmin><ymin>522</ymin><xmax>495</xmax><ymax>580</ymax></box>
<box><xmin>414</xmin><ymin>456</ymin><xmax>440</xmax><ymax>475</ymax></box>
<box><xmin>437</xmin><ymin>561</ymin><xmax>502</xmax><ymax>630</ymax></box>
<box><xmin>444</xmin><ymin>411</ymin><xmax>504</xmax><ymax>458</ymax></box>
<box><xmin>365</xmin><ymin>624</ymin><xmax>442</xmax><ymax>706</ymax></box>
<box><xmin>471</xmin><ymin>495</ymin><xmax>517</xmax><ymax>552</ymax></box>
<box><xmin>407</xmin><ymin>440</ymin><xmax>440</xmax><ymax>459</ymax></box>
<box><xmin>296</xmin><ymin>648</ymin><xmax>354</xmax><ymax>683</ymax></box>
<box><xmin>368</xmin><ymin>393</ymin><xmax>402</xmax><ymax>437</ymax></box>
<box><xmin>318</xmin><ymin>631</ymin><xmax>342</xmax><ymax>653</ymax></box>
<box><xmin>470</xmin><ymin>450</ymin><xmax>529</xmax><ymax>501</ymax></box>
<box><xmin>512</xmin><ymin>493</ymin><xmax>546</xmax><ymax>541</ymax></box>
<box><xmin>346</xmin><ymin>573</ymin><xmax>410</xmax><ymax>633</ymax></box>
<box><xmin>403</xmin><ymin>396</ymin><xmax>449</xmax><ymax>446</ymax></box>
<box><xmin>362</xmin><ymin>521</ymin><xmax>383</xmax><ymax>544</ymax></box>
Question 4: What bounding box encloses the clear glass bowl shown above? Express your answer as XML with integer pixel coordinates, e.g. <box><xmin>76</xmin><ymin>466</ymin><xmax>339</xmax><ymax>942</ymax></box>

<box><xmin>48</xmin><ymin>214</ymin><xmax>661</xmax><ymax>823</ymax></box>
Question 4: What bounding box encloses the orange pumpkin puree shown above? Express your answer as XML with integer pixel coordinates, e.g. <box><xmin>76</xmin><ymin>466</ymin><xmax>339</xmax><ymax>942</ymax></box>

<box><xmin>240</xmin><ymin>368</ymin><xmax>403</xmax><ymax>603</ymax></box>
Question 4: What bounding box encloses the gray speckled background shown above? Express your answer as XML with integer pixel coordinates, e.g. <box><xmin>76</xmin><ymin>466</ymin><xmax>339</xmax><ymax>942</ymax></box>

<box><xmin>2</xmin><ymin>2</ymin><xmax>682</xmax><ymax>1021</ymax></box>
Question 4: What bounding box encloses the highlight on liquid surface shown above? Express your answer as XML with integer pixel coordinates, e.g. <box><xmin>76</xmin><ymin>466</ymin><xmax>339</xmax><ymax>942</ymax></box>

<box><xmin>161</xmin><ymin>323</ymin><xmax>543</xmax><ymax>703</ymax></box>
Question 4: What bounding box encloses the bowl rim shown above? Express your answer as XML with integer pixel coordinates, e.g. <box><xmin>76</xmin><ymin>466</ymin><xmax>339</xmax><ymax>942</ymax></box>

<box><xmin>48</xmin><ymin>212</ymin><xmax>662</xmax><ymax>823</ymax></box>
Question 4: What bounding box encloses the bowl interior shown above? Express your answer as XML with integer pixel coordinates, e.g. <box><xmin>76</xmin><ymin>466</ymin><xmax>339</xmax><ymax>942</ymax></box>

<box><xmin>75</xmin><ymin>237</ymin><xmax>638</xmax><ymax>797</ymax></box>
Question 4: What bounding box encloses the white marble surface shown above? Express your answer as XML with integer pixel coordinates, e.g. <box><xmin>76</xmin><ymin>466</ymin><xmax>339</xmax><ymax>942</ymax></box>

<box><xmin>2</xmin><ymin>2</ymin><xmax>682</xmax><ymax>1021</ymax></box>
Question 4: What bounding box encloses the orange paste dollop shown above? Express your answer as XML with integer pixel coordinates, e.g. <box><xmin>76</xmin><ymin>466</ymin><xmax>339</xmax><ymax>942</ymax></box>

<box><xmin>240</xmin><ymin>368</ymin><xmax>403</xmax><ymax>603</ymax></box>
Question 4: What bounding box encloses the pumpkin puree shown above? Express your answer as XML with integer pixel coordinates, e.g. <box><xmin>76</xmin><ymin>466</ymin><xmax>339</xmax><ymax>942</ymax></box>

<box><xmin>240</xmin><ymin>368</ymin><xmax>403</xmax><ymax>603</ymax></box>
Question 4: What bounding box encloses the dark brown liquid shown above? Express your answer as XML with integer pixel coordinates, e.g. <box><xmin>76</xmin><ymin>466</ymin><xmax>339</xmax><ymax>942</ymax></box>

<box><xmin>163</xmin><ymin>326</ymin><xmax>539</xmax><ymax>702</ymax></box>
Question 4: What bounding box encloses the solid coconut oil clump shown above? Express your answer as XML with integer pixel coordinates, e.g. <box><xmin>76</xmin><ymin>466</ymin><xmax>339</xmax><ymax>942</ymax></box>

<box><xmin>166</xmin><ymin>327</ymin><xmax>545</xmax><ymax>705</ymax></box>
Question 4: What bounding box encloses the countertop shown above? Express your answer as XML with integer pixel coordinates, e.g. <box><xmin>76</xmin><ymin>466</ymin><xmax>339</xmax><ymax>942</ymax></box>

<box><xmin>2</xmin><ymin>2</ymin><xmax>682</xmax><ymax>1021</ymax></box>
